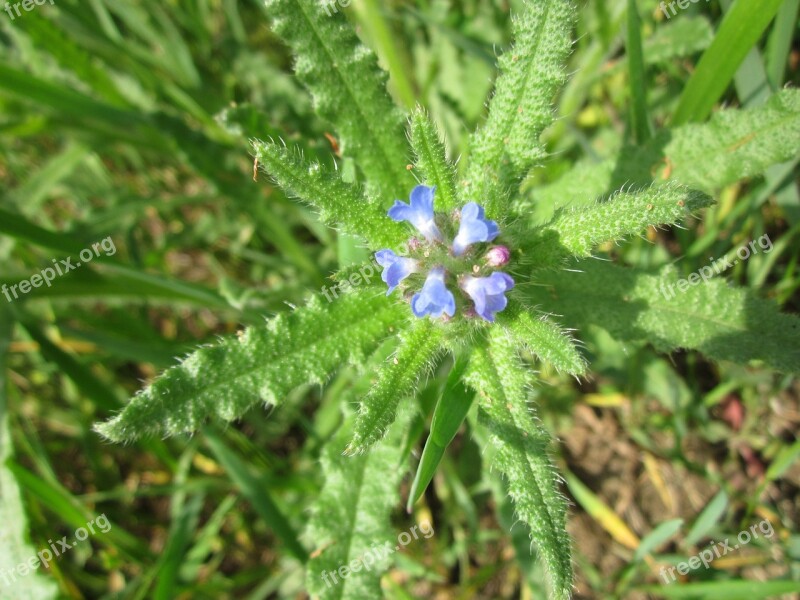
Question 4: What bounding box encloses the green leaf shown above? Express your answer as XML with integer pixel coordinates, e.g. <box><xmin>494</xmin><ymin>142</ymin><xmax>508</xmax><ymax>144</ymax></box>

<box><xmin>96</xmin><ymin>292</ymin><xmax>406</xmax><ymax>442</ymax></box>
<box><xmin>626</xmin><ymin>0</ymin><xmax>651</xmax><ymax>144</ymax></box>
<box><xmin>639</xmin><ymin>580</ymin><xmax>800</xmax><ymax>599</ymax></box>
<box><xmin>521</xmin><ymin>260</ymin><xmax>800</xmax><ymax>374</ymax></box>
<box><xmin>409</xmin><ymin>107</ymin><xmax>459</xmax><ymax>211</ymax></box>
<box><xmin>252</xmin><ymin>139</ymin><xmax>407</xmax><ymax>249</ymax></box>
<box><xmin>765</xmin><ymin>0</ymin><xmax>800</xmax><ymax>89</ymax></box>
<box><xmin>204</xmin><ymin>429</ymin><xmax>307</xmax><ymax>562</ymax></box>
<box><xmin>0</xmin><ymin>64</ymin><xmax>162</xmax><ymax>148</ymax></box>
<box><xmin>685</xmin><ymin>490</ymin><xmax>728</xmax><ymax>546</ymax></box>
<box><xmin>671</xmin><ymin>0</ymin><xmax>784</xmax><ymax>124</ymax></box>
<box><xmin>306</xmin><ymin>409</ymin><xmax>411</xmax><ymax>600</ymax></box>
<box><xmin>467</xmin><ymin>330</ymin><xmax>572</xmax><ymax>600</ymax></box>
<box><xmin>500</xmin><ymin>307</ymin><xmax>586</xmax><ymax>375</ymax></box>
<box><xmin>764</xmin><ymin>440</ymin><xmax>800</xmax><ymax>482</ymax></box>
<box><xmin>665</xmin><ymin>89</ymin><xmax>800</xmax><ymax>191</ymax></box>
<box><xmin>527</xmin><ymin>89</ymin><xmax>800</xmax><ymax>211</ymax></box>
<box><xmin>348</xmin><ymin>320</ymin><xmax>443</xmax><ymax>454</ymax></box>
<box><xmin>407</xmin><ymin>355</ymin><xmax>474</xmax><ymax>511</ymax></box>
<box><xmin>645</xmin><ymin>17</ymin><xmax>713</xmax><ymax>64</ymax></box>
<box><xmin>633</xmin><ymin>518</ymin><xmax>683</xmax><ymax>562</ymax></box>
<box><xmin>465</xmin><ymin>0</ymin><xmax>576</xmax><ymax>218</ymax></box>
<box><xmin>0</xmin><ymin>307</ymin><xmax>59</xmax><ymax>600</ymax></box>
<box><xmin>263</xmin><ymin>0</ymin><xmax>411</xmax><ymax>198</ymax></box>
<box><xmin>523</xmin><ymin>183</ymin><xmax>713</xmax><ymax>265</ymax></box>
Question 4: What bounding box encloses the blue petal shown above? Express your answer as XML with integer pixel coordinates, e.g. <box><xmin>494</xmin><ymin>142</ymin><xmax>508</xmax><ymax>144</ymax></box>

<box><xmin>452</xmin><ymin>202</ymin><xmax>500</xmax><ymax>256</ymax></box>
<box><xmin>387</xmin><ymin>185</ymin><xmax>442</xmax><ymax>242</ymax></box>
<box><xmin>461</xmin><ymin>272</ymin><xmax>514</xmax><ymax>322</ymax></box>
<box><xmin>374</xmin><ymin>249</ymin><xmax>418</xmax><ymax>294</ymax></box>
<box><xmin>409</xmin><ymin>184</ymin><xmax>435</xmax><ymax>214</ymax></box>
<box><xmin>375</xmin><ymin>249</ymin><xmax>398</xmax><ymax>267</ymax></box>
<box><xmin>411</xmin><ymin>267</ymin><xmax>455</xmax><ymax>318</ymax></box>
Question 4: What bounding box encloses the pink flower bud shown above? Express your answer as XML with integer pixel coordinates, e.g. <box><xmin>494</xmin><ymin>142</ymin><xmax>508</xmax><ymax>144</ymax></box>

<box><xmin>485</xmin><ymin>245</ymin><xmax>510</xmax><ymax>267</ymax></box>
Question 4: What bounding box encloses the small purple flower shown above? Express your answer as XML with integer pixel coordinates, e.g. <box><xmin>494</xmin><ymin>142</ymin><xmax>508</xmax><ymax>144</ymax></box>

<box><xmin>451</xmin><ymin>202</ymin><xmax>499</xmax><ymax>256</ymax></box>
<box><xmin>375</xmin><ymin>249</ymin><xmax>419</xmax><ymax>295</ymax></box>
<box><xmin>388</xmin><ymin>184</ymin><xmax>443</xmax><ymax>243</ymax></box>
<box><xmin>412</xmin><ymin>267</ymin><xmax>456</xmax><ymax>319</ymax></box>
<box><xmin>485</xmin><ymin>245</ymin><xmax>510</xmax><ymax>267</ymax></box>
<box><xmin>460</xmin><ymin>272</ymin><xmax>514</xmax><ymax>322</ymax></box>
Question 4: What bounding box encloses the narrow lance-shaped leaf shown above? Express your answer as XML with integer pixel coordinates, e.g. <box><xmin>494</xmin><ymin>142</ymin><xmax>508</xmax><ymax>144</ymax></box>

<box><xmin>252</xmin><ymin>139</ymin><xmax>407</xmax><ymax>249</ymax></box>
<box><xmin>263</xmin><ymin>0</ymin><xmax>411</xmax><ymax>198</ymax></box>
<box><xmin>409</xmin><ymin>107</ymin><xmax>459</xmax><ymax>211</ymax></box>
<box><xmin>347</xmin><ymin>319</ymin><xmax>444</xmax><ymax>454</ymax></box>
<box><xmin>521</xmin><ymin>183</ymin><xmax>713</xmax><ymax>267</ymax></box>
<box><xmin>467</xmin><ymin>329</ymin><xmax>572</xmax><ymax>600</ymax></box>
<box><xmin>407</xmin><ymin>354</ymin><xmax>474</xmax><ymax>511</ymax></box>
<box><xmin>96</xmin><ymin>292</ymin><xmax>406</xmax><ymax>442</ymax></box>
<box><xmin>522</xmin><ymin>260</ymin><xmax>800</xmax><ymax>374</ymax></box>
<box><xmin>306</xmin><ymin>408</ymin><xmax>412</xmax><ymax>600</ymax></box>
<box><xmin>465</xmin><ymin>0</ymin><xmax>575</xmax><ymax>218</ymax></box>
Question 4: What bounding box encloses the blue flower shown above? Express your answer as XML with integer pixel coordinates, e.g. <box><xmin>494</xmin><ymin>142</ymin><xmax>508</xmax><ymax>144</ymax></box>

<box><xmin>460</xmin><ymin>272</ymin><xmax>514</xmax><ymax>322</ymax></box>
<box><xmin>412</xmin><ymin>267</ymin><xmax>456</xmax><ymax>319</ymax></box>
<box><xmin>451</xmin><ymin>202</ymin><xmax>499</xmax><ymax>256</ymax></box>
<box><xmin>388</xmin><ymin>184</ymin><xmax>443</xmax><ymax>243</ymax></box>
<box><xmin>375</xmin><ymin>249</ymin><xmax>419</xmax><ymax>295</ymax></box>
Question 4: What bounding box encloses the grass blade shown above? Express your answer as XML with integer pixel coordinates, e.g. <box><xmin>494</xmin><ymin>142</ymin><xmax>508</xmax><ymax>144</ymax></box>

<box><xmin>626</xmin><ymin>0</ymin><xmax>651</xmax><ymax>144</ymax></box>
<box><xmin>671</xmin><ymin>0</ymin><xmax>784</xmax><ymax>125</ymax></box>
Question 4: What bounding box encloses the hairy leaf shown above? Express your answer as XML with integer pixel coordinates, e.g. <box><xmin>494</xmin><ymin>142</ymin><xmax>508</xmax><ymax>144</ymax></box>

<box><xmin>348</xmin><ymin>320</ymin><xmax>443</xmax><ymax>454</ymax></box>
<box><xmin>527</xmin><ymin>89</ymin><xmax>800</xmax><ymax>215</ymax></box>
<box><xmin>264</xmin><ymin>0</ymin><xmax>411</xmax><ymax>198</ymax></box>
<box><xmin>252</xmin><ymin>139</ymin><xmax>407</xmax><ymax>249</ymax></box>
<box><xmin>306</xmin><ymin>409</ymin><xmax>411</xmax><ymax>600</ymax></box>
<box><xmin>500</xmin><ymin>307</ymin><xmax>586</xmax><ymax>375</ymax></box>
<box><xmin>522</xmin><ymin>183</ymin><xmax>713</xmax><ymax>266</ymax></box>
<box><xmin>96</xmin><ymin>292</ymin><xmax>407</xmax><ymax>442</ymax></box>
<box><xmin>409</xmin><ymin>107</ymin><xmax>459</xmax><ymax>211</ymax></box>
<box><xmin>522</xmin><ymin>260</ymin><xmax>800</xmax><ymax>373</ymax></box>
<box><xmin>666</xmin><ymin>89</ymin><xmax>800</xmax><ymax>191</ymax></box>
<box><xmin>467</xmin><ymin>331</ymin><xmax>572</xmax><ymax>600</ymax></box>
<box><xmin>465</xmin><ymin>0</ymin><xmax>575</xmax><ymax>218</ymax></box>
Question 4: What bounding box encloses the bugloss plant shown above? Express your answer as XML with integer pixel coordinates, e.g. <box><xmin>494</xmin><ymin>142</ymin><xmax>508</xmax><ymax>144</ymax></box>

<box><xmin>96</xmin><ymin>0</ymin><xmax>800</xmax><ymax>597</ymax></box>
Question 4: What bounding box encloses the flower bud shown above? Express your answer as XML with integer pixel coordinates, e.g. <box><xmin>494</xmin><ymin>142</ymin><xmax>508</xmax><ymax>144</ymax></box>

<box><xmin>485</xmin><ymin>245</ymin><xmax>510</xmax><ymax>267</ymax></box>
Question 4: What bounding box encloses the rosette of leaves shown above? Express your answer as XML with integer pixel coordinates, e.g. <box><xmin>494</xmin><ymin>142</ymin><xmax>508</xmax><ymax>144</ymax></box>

<box><xmin>96</xmin><ymin>0</ymin><xmax>800</xmax><ymax>598</ymax></box>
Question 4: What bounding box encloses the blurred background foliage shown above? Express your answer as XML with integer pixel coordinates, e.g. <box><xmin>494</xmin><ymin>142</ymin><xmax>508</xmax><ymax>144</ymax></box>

<box><xmin>0</xmin><ymin>0</ymin><xmax>798</xmax><ymax>598</ymax></box>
